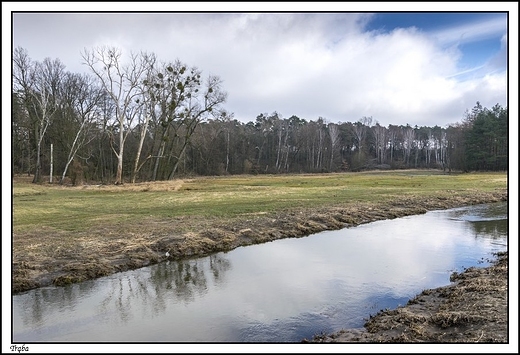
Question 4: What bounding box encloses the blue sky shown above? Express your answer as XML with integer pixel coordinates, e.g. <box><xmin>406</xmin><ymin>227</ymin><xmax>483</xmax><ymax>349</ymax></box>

<box><xmin>5</xmin><ymin>4</ymin><xmax>515</xmax><ymax>128</ymax></box>
<box><xmin>362</xmin><ymin>12</ymin><xmax>508</xmax><ymax>83</ymax></box>
<box><xmin>365</xmin><ymin>12</ymin><xmax>507</xmax><ymax>66</ymax></box>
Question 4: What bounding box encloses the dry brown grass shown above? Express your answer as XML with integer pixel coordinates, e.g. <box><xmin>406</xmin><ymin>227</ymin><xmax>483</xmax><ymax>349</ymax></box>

<box><xmin>78</xmin><ymin>179</ymin><xmax>188</xmax><ymax>192</ymax></box>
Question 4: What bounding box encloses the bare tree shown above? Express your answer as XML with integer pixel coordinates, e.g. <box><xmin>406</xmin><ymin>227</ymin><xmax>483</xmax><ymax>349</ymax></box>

<box><xmin>13</xmin><ymin>48</ymin><xmax>64</xmax><ymax>183</ymax></box>
<box><xmin>131</xmin><ymin>105</ymin><xmax>151</xmax><ymax>183</ymax></box>
<box><xmin>425</xmin><ymin>128</ymin><xmax>434</xmax><ymax>167</ymax></box>
<box><xmin>353</xmin><ymin>116</ymin><xmax>372</xmax><ymax>160</ymax></box>
<box><xmin>372</xmin><ymin>123</ymin><xmax>387</xmax><ymax>165</ymax></box>
<box><xmin>12</xmin><ymin>48</ymin><xmax>34</xmax><ymax>174</ymax></box>
<box><xmin>403</xmin><ymin>126</ymin><xmax>415</xmax><ymax>165</ymax></box>
<box><xmin>167</xmin><ymin>73</ymin><xmax>227</xmax><ymax>179</ymax></box>
<box><xmin>387</xmin><ymin>124</ymin><xmax>401</xmax><ymax>164</ymax></box>
<box><xmin>141</xmin><ymin>60</ymin><xmax>227</xmax><ymax>180</ymax></box>
<box><xmin>273</xmin><ymin>113</ymin><xmax>290</xmax><ymax>172</ymax></box>
<box><xmin>328</xmin><ymin>122</ymin><xmax>340</xmax><ymax>171</ymax></box>
<box><xmin>221</xmin><ymin>111</ymin><xmax>235</xmax><ymax>173</ymax></box>
<box><xmin>59</xmin><ymin>73</ymin><xmax>103</xmax><ymax>183</ymax></box>
<box><xmin>314</xmin><ymin>117</ymin><xmax>326</xmax><ymax>170</ymax></box>
<box><xmin>82</xmin><ymin>46</ymin><xmax>154</xmax><ymax>184</ymax></box>
<box><xmin>131</xmin><ymin>56</ymin><xmax>157</xmax><ymax>183</ymax></box>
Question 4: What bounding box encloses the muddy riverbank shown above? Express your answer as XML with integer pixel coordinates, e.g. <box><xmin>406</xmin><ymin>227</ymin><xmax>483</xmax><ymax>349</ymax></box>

<box><xmin>12</xmin><ymin>189</ymin><xmax>507</xmax><ymax>294</ymax></box>
<box><xmin>305</xmin><ymin>251</ymin><xmax>509</xmax><ymax>343</ymax></box>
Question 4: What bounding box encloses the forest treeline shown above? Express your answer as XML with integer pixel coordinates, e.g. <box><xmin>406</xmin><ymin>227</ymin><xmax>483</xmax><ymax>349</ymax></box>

<box><xmin>12</xmin><ymin>47</ymin><xmax>508</xmax><ymax>184</ymax></box>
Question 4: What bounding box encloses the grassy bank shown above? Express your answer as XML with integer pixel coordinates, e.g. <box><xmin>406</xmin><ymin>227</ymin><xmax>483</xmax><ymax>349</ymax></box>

<box><xmin>13</xmin><ymin>170</ymin><xmax>506</xmax><ymax>233</ymax></box>
<box><xmin>12</xmin><ymin>170</ymin><xmax>507</xmax><ymax>293</ymax></box>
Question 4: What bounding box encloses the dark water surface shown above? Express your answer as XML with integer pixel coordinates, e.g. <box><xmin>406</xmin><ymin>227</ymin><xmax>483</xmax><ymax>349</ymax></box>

<box><xmin>12</xmin><ymin>203</ymin><xmax>508</xmax><ymax>342</ymax></box>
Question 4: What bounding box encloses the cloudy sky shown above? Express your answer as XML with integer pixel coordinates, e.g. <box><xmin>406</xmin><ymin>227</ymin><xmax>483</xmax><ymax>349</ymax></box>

<box><xmin>6</xmin><ymin>3</ymin><xmax>515</xmax><ymax>129</ymax></box>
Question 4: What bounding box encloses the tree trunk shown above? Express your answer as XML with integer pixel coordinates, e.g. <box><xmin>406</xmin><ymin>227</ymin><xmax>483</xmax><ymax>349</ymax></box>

<box><xmin>60</xmin><ymin>120</ymin><xmax>87</xmax><ymax>184</ymax></box>
<box><xmin>225</xmin><ymin>129</ymin><xmax>230</xmax><ymax>173</ymax></box>
<box><xmin>115</xmin><ymin>127</ymin><xmax>124</xmax><ymax>184</ymax></box>
<box><xmin>168</xmin><ymin>142</ymin><xmax>188</xmax><ymax>180</ymax></box>
<box><xmin>32</xmin><ymin>123</ymin><xmax>43</xmax><ymax>183</ymax></box>
<box><xmin>132</xmin><ymin>113</ymin><xmax>150</xmax><ymax>183</ymax></box>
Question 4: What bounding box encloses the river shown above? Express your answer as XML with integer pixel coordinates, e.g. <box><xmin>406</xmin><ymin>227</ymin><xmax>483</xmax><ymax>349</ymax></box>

<box><xmin>12</xmin><ymin>202</ymin><xmax>508</xmax><ymax>343</ymax></box>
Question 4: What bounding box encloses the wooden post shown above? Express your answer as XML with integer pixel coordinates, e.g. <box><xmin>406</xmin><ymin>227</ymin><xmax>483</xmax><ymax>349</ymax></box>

<box><xmin>50</xmin><ymin>143</ymin><xmax>53</xmax><ymax>183</ymax></box>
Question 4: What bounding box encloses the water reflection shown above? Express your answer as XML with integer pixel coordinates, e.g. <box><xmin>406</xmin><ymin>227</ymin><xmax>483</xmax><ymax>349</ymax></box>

<box><xmin>16</xmin><ymin>279</ymin><xmax>97</xmax><ymax>329</ymax></box>
<box><xmin>447</xmin><ymin>202</ymin><xmax>508</xmax><ymax>222</ymax></box>
<box><xmin>13</xmin><ymin>254</ymin><xmax>234</xmax><ymax>341</ymax></box>
<box><xmin>13</xmin><ymin>203</ymin><xmax>508</xmax><ymax>342</ymax></box>
<box><xmin>469</xmin><ymin>219</ymin><xmax>508</xmax><ymax>240</ymax></box>
<box><xmin>95</xmin><ymin>254</ymin><xmax>232</xmax><ymax>324</ymax></box>
<box><xmin>446</xmin><ymin>201</ymin><xmax>508</xmax><ymax>242</ymax></box>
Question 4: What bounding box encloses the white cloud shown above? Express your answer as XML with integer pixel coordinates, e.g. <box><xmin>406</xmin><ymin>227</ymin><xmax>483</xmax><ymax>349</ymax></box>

<box><xmin>429</xmin><ymin>16</ymin><xmax>508</xmax><ymax>46</ymax></box>
<box><xmin>8</xmin><ymin>12</ymin><xmax>509</xmax><ymax>127</ymax></box>
<box><xmin>487</xmin><ymin>33</ymin><xmax>508</xmax><ymax>71</ymax></box>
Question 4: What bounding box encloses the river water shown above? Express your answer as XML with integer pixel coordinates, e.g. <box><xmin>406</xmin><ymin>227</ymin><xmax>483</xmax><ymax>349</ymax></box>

<box><xmin>12</xmin><ymin>203</ymin><xmax>508</xmax><ymax>343</ymax></box>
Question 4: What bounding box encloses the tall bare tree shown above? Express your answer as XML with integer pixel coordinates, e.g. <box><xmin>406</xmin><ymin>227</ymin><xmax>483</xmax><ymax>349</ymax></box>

<box><xmin>403</xmin><ymin>126</ymin><xmax>415</xmax><ymax>165</ymax></box>
<box><xmin>59</xmin><ymin>73</ymin><xmax>104</xmax><ymax>183</ymax></box>
<box><xmin>314</xmin><ymin>117</ymin><xmax>326</xmax><ymax>170</ymax></box>
<box><xmin>82</xmin><ymin>46</ymin><xmax>154</xmax><ymax>184</ymax></box>
<box><xmin>131</xmin><ymin>56</ymin><xmax>157</xmax><ymax>183</ymax></box>
<box><xmin>140</xmin><ymin>60</ymin><xmax>227</xmax><ymax>180</ymax></box>
<box><xmin>168</xmin><ymin>74</ymin><xmax>227</xmax><ymax>179</ymax></box>
<box><xmin>387</xmin><ymin>124</ymin><xmax>401</xmax><ymax>164</ymax></box>
<box><xmin>13</xmin><ymin>48</ymin><xmax>64</xmax><ymax>183</ymax></box>
<box><xmin>372</xmin><ymin>123</ymin><xmax>387</xmax><ymax>165</ymax></box>
<box><xmin>353</xmin><ymin>116</ymin><xmax>372</xmax><ymax>160</ymax></box>
<box><xmin>12</xmin><ymin>48</ymin><xmax>34</xmax><ymax>175</ymax></box>
<box><xmin>328</xmin><ymin>122</ymin><xmax>340</xmax><ymax>171</ymax></box>
<box><xmin>220</xmin><ymin>110</ymin><xmax>235</xmax><ymax>174</ymax></box>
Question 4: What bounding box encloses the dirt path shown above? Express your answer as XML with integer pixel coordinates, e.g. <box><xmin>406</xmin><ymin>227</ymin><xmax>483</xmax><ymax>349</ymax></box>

<box><xmin>13</xmin><ymin>189</ymin><xmax>507</xmax><ymax>295</ymax></box>
<box><xmin>305</xmin><ymin>251</ymin><xmax>509</xmax><ymax>343</ymax></box>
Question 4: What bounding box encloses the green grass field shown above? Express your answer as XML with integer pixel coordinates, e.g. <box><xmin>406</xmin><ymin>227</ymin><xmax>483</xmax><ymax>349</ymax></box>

<box><xmin>12</xmin><ymin>170</ymin><xmax>507</xmax><ymax>233</ymax></box>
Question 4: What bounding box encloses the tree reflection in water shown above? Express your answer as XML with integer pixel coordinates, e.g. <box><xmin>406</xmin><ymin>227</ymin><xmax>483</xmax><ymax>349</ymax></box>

<box><xmin>16</xmin><ymin>253</ymin><xmax>233</xmax><ymax>327</ymax></box>
<box><xmin>17</xmin><ymin>279</ymin><xmax>97</xmax><ymax>327</ymax></box>
<box><xmin>159</xmin><ymin>254</ymin><xmax>231</xmax><ymax>299</ymax></box>
<box><xmin>96</xmin><ymin>253</ymin><xmax>233</xmax><ymax>322</ymax></box>
<box><xmin>210</xmin><ymin>254</ymin><xmax>231</xmax><ymax>285</ymax></box>
<box><xmin>469</xmin><ymin>218</ymin><xmax>508</xmax><ymax>240</ymax></box>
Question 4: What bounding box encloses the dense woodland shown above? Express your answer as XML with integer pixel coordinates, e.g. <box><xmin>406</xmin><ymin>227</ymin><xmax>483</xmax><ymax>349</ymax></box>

<box><xmin>12</xmin><ymin>47</ymin><xmax>508</xmax><ymax>184</ymax></box>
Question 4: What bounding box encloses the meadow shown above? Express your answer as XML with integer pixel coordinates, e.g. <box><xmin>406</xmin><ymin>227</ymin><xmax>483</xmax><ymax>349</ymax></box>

<box><xmin>12</xmin><ymin>170</ymin><xmax>507</xmax><ymax>293</ymax></box>
<box><xmin>13</xmin><ymin>170</ymin><xmax>506</xmax><ymax>233</ymax></box>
